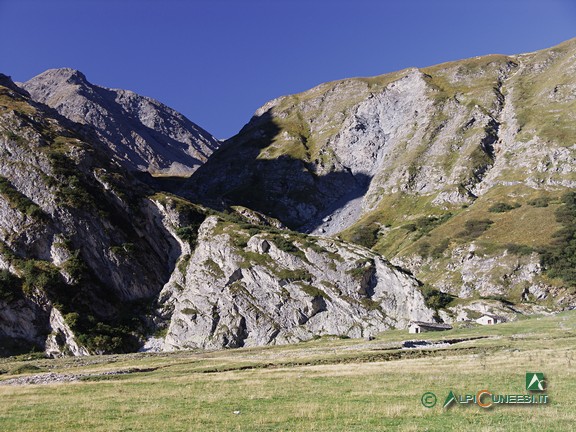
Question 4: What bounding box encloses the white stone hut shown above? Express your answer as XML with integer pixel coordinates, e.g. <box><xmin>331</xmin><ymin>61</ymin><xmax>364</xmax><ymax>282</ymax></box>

<box><xmin>476</xmin><ymin>314</ymin><xmax>505</xmax><ymax>325</ymax></box>
<box><xmin>408</xmin><ymin>321</ymin><xmax>452</xmax><ymax>334</ymax></box>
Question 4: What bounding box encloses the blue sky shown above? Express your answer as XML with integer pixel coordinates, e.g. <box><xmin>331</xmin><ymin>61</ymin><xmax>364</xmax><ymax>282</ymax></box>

<box><xmin>1</xmin><ymin>0</ymin><xmax>575</xmax><ymax>139</ymax></box>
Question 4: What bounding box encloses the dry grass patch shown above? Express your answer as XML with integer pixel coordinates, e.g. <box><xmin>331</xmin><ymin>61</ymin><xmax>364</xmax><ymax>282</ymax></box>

<box><xmin>0</xmin><ymin>312</ymin><xmax>575</xmax><ymax>431</ymax></box>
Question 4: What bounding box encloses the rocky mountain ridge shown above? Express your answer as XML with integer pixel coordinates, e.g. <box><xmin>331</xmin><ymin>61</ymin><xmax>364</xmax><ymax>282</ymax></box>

<box><xmin>189</xmin><ymin>40</ymin><xmax>576</xmax><ymax>231</ymax></box>
<box><xmin>155</xmin><ymin>214</ymin><xmax>433</xmax><ymax>350</ymax></box>
<box><xmin>22</xmin><ymin>68</ymin><xmax>220</xmax><ymax>176</ymax></box>
<box><xmin>187</xmin><ymin>38</ymin><xmax>576</xmax><ymax>315</ymax></box>
<box><xmin>1</xmin><ymin>38</ymin><xmax>576</xmax><ymax>357</ymax></box>
<box><xmin>0</xmin><ymin>72</ymin><xmax>435</xmax><ymax>356</ymax></box>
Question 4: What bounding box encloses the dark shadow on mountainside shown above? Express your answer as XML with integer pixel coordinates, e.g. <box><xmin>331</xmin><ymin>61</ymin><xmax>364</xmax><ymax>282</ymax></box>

<box><xmin>179</xmin><ymin>109</ymin><xmax>372</xmax><ymax>231</ymax></box>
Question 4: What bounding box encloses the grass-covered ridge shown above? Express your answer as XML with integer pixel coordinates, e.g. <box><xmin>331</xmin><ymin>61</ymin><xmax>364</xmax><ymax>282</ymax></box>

<box><xmin>345</xmin><ymin>186</ymin><xmax>563</xmax><ymax>258</ymax></box>
<box><xmin>513</xmin><ymin>38</ymin><xmax>576</xmax><ymax>145</ymax></box>
<box><xmin>339</xmin><ymin>184</ymin><xmax>571</xmax><ymax>306</ymax></box>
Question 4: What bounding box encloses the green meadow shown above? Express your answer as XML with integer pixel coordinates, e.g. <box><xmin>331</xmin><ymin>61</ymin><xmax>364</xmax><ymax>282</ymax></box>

<box><xmin>1</xmin><ymin>312</ymin><xmax>575</xmax><ymax>431</ymax></box>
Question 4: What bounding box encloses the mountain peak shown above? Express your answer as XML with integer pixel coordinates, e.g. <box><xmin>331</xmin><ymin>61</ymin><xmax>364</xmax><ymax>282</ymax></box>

<box><xmin>22</xmin><ymin>68</ymin><xmax>220</xmax><ymax>176</ymax></box>
<box><xmin>35</xmin><ymin>68</ymin><xmax>89</xmax><ymax>86</ymax></box>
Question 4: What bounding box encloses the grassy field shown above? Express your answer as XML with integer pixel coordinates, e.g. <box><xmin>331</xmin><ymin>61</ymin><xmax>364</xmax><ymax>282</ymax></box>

<box><xmin>0</xmin><ymin>312</ymin><xmax>575</xmax><ymax>431</ymax></box>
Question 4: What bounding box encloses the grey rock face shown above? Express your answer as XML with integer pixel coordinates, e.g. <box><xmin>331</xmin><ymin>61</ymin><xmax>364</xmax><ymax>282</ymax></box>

<box><xmin>45</xmin><ymin>308</ymin><xmax>89</xmax><ymax>357</ymax></box>
<box><xmin>22</xmin><ymin>68</ymin><xmax>219</xmax><ymax>175</ymax></box>
<box><xmin>155</xmin><ymin>216</ymin><xmax>434</xmax><ymax>350</ymax></box>
<box><xmin>393</xmin><ymin>247</ymin><xmax>545</xmax><ymax>300</ymax></box>
<box><xmin>0</xmin><ymin>295</ymin><xmax>49</xmax><ymax>355</ymax></box>
<box><xmin>0</xmin><ymin>74</ymin><xmax>183</xmax><ymax>355</ymax></box>
<box><xmin>189</xmin><ymin>40</ymin><xmax>576</xmax><ymax>236</ymax></box>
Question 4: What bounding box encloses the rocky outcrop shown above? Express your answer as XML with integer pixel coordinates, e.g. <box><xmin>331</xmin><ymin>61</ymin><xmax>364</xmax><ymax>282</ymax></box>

<box><xmin>22</xmin><ymin>68</ymin><xmax>219</xmax><ymax>176</ymax></box>
<box><xmin>45</xmin><ymin>308</ymin><xmax>89</xmax><ymax>357</ymax></box>
<box><xmin>154</xmin><ymin>216</ymin><xmax>434</xmax><ymax>350</ymax></box>
<box><xmin>393</xmin><ymin>245</ymin><xmax>547</xmax><ymax>299</ymax></box>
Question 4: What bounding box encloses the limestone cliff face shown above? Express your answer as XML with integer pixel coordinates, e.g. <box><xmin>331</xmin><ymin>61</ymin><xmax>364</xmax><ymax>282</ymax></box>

<box><xmin>0</xmin><ymin>75</ymin><xmax>181</xmax><ymax>355</ymax></box>
<box><xmin>22</xmin><ymin>69</ymin><xmax>219</xmax><ymax>176</ymax></box>
<box><xmin>189</xmin><ymin>39</ymin><xmax>576</xmax><ymax>233</ymax></box>
<box><xmin>186</xmin><ymin>39</ymin><xmax>576</xmax><ymax>311</ymax></box>
<box><xmin>154</xmin><ymin>216</ymin><xmax>434</xmax><ymax>350</ymax></box>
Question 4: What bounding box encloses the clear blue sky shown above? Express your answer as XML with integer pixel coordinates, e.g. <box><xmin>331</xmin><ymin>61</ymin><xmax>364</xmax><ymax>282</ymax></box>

<box><xmin>1</xmin><ymin>0</ymin><xmax>575</xmax><ymax>139</ymax></box>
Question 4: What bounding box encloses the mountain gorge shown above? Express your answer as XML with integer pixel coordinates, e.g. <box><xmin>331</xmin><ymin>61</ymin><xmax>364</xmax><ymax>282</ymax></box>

<box><xmin>1</xmin><ymin>38</ymin><xmax>575</xmax><ymax>356</ymax></box>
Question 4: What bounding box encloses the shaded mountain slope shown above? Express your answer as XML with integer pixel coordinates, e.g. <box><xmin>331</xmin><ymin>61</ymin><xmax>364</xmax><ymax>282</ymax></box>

<box><xmin>0</xmin><ymin>74</ymin><xmax>186</xmax><ymax>355</ymax></box>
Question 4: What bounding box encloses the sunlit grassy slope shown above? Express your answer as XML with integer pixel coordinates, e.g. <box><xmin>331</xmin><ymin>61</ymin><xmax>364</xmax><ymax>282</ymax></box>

<box><xmin>1</xmin><ymin>311</ymin><xmax>574</xmax><ymax>431</ymax></box>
